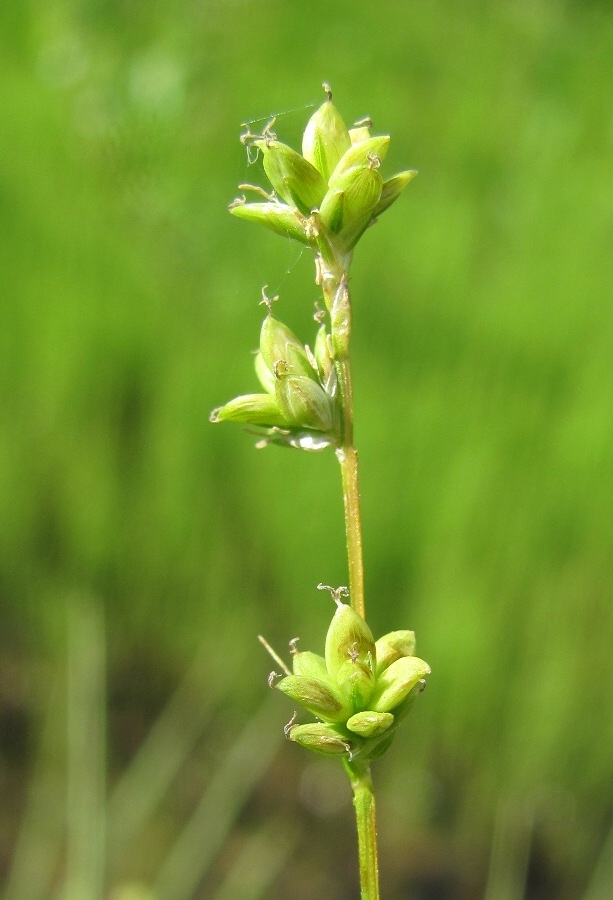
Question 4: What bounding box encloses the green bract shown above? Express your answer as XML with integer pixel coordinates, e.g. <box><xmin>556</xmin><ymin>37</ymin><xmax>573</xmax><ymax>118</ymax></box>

<box><xmin>287</xmin><ymin>723</ymin><xmax>351</xmax><ymax>756</ymax></box>
<box><xmin>275</xmin><ymin>600</ymin><xmax>430</xmax><ymax>763</ymax></box>
<box><xmin>313</xmin><ymin>324</ymin><xmax>335</xmax><ymax>389</ymax></box>
<box><xmin>325</xmin><ymin>602</ymin><xmax>376</xmax><ymax>683</ymax></box>
<box><xmin>291</xmin><ymin>650</ymin><xmax>329</xmax><ymax>680</ymax></box>
<box><xmin>372</xmin><ymin>170</ymin><xmax>418</xmax><ymax>218</ymax></box>
<box><xmin>375</xmin><ymin>629</ymin><xmax>416</xmax><ymax>675</ymax></box>
<box><xmin>229</xmin><ymin>199</ymin><xmax>312</xmax><ymax>244</ymax></box>
<box><xmin>302</xmin><ymin>96</ymin><xmax>351</xmax><ymax>181</ymax></box>
<box><xmin>276</xmin><ymin>674</ymin><xmax>349</xmax><ymax>724</ymax></box>
<box><xmin>327</xmin><ymin>135</ymin><xmax>390</xmax><ymax>187</ymax></box>
<box><xmin>336</xmin><ymin>657</ymin><xmax>375</xmax><ymax>712</ymax></box>
<box><xmin>260</xmin><ymin>316</ymin><xmax>316</xmax><ymax>380</ymax></box>
<box><xmin>209</xmin><ymin>393</ymin><xmax>286</xmax><ymax>427</ymax></box>
<box><xmin>346</xmin><ymin>711</ymin><xmax>394</xmax><ymax>738</ymax></box>
<box><xmin>255</xmin><ymin>139</ymin><xmax>327</xmax><ymax>215</ymax></box>
<box><xmin>369</xmin><ymin>656</ymin><xmax>431</xmax><ymax>714</ymax></box>
<box><xmin>319</xmin><ymin>163</ymin><xmax>383</xmax><ymax>251</ymax></box>
<box><xmin>275</xmin><ymin>373</ymin><xmax>335</xmax><ymax>432</ymax></box>
<box><xmin>349</xmin><ymin>122</ymin><xmax>372</xmax><ymax>144</ymax></box>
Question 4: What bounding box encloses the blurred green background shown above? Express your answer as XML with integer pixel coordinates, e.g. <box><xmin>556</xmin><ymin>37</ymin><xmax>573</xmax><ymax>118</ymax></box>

<box><xmin>1</xmin><ymin>0</ymin><xmax>612</xmax><ymax>898</ymax></box>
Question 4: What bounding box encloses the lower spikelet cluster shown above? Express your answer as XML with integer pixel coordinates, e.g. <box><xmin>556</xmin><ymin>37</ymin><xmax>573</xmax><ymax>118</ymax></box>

<box><xmin>270</xmin><ymin>591</ymin><xmax>430</xmax><ymax>762</ymax></box>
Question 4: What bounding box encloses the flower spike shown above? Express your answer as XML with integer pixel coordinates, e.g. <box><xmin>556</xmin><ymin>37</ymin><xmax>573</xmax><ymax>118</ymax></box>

<box><xmin>260</xmin><ymin>585</ymin><xmax>429</xmax><ymax>763</ymax></box>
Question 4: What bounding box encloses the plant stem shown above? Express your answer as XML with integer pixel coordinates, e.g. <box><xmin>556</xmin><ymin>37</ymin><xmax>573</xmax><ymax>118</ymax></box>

<box><xmin>344</xmin><ymin>759</ymin><xmax>380</xmax><ymax>900</ymax></box>
<box><xmin>318</xmin><ymin>253</ymin><xmax>378</xmax><ymax>897</ymax></box>
<box><xmin>335</xmin><ymin>340</ymin><xmax>366</xmax><ymax>620</ymax></box>
<box><xmin>318</xmin><ymin>259</ymin><xmax>366</xmax><ymax>620</ymax></box>
<box><xmin>336</xmin><ymin>442</ymin><xmax>365</xmax><ymax>620</ymax></box>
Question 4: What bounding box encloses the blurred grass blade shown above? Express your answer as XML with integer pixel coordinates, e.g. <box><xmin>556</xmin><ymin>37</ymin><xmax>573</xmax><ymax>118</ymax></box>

<box><xmin>211</xmin><ymin>818</ymin><xmax>298</xmax><ymax>900</ymax></box>
<box><xmin>3</xmin><ymin>677</ymin><xmax>65</xmax><ymax>900</ymax></box>
<box><xmin>582</xmin><ymin>821</ymin><xmax>613</xmax><ymax>900</ymax></box>
<box><xmin>106</xmin><ymin>639</ymin><xmax>238</xmax><ymax>874</ymax></box>
<box><xmin>483</xmin><ymin>794</ymin><xmax>533</xmax><ymax>900</ymax></box>
<box><xmin>152</xmin><ymin>695</ymin><xmax>284</xmax><ymax>900</ymax></box>
<box><xmin>62</xmin><ymin>595</ymin><xmax>107</xmax><ymax>900</ymax></box>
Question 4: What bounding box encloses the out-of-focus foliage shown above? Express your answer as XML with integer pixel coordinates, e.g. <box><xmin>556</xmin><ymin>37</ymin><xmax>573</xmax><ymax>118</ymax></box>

<box><xmin>1</xmin><ymin>1</ymin><xmax>612</xmax><ymax>898</ymax></box>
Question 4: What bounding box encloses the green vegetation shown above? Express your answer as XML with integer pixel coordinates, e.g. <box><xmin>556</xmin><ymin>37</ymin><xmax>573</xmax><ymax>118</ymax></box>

<box><xmin>1</xmin><ymin>1</ymin><xmax>612</xmax><ymax>898</ymax></box>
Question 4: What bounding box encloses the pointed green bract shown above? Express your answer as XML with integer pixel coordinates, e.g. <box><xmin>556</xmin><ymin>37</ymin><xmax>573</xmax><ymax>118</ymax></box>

<box><xmin>302</xmin><ymin>99</ymin><xmax>351</xmax><ymax>181</ymax></box>
<box><xmin>324</xmin><ymin>603</ymin><xmax>376</xmax><ymax>683</ymax></box>
<box><xmin>320</xmin><ymin>164</ymin><xmax>383</xmax><ymax>250</ymax></box>
<box><xmin>319</xmin><ymin>188</ymin><xmax>345</xmax><ymax>235</ymax></box>
<box><xmin>256</xmin><ymin>139</ymin><xmax>327</xmax><ymax>215</ymax></box>
<box><xmin>375</xmin><ymin>630</ymin><xmax>416</xmax><ymax>675</ymax></box>
<box><xmin>276</xmin><ymin>674</ymin><xmax>349</xmax><ymax>723</ymax></box>
<box><xmin>346</xmin><ymin>710</ymin><xmax>394</xmax><ymax>738</ymax></box>
<box><xmin>313</xmin><ymin>324</ymin><xmax>335</xmax><ymax>389</ymax></box>
<box><xmin>328</xmin><ymin>135</ymin><xmax>390</xmax><ymax>187</ymax></box>
<box><xmin>369</xmin><ymin>656</ymin><xmax>431</xmax><ymax>714</ymax></box>
<box><xmin>260</xmin><ymin>316</ymin><xmax>316</xmax><ymax>380</ymax></box>
<box><xmin>292</xmin><ymin>650</ymin><xmax>329</xmax><ymax>681</ymax></box>
<box><xmin>287</xmin><ymin>722</ymin><xmax>351</xmax><ymax>756</ymax></box>
<box><xmin>336</xmin><ymin>658</ymin><xmax>375</xmax><ymax>712</ymax></box>
<box><xmin>209</xmin><ymin>393</ymin><xmax>286</xmax><ymax>427</ymax></box>
<box><xmin>229</xmin><ymin>200</ymin><xmax>312</xmax><ymax>244</ymax></box>
<box><xmin>371</xmin><ymin>170</ymin><xmax>417</xmax><ymax>218</ymax></box>
<box><xmin>349</xmin><ymin>123</ymin><xmax>371</xmax><ymax>145</ymax></box>
<box><xmin>387</xmin><ymin>681</ymin><xmax>426</xmax><ymax>724</ymax></box>
<box><xmin>275</xmin><ymin>373</ymin><xmax>336</xmax><ymax>433</ymax></box>
<box><xmin>254</xmin><ymin>350</ymin><xmax>275</xmax><ymax>394</ymax></box>
<box><xmin>359</xmin><ymin>728</ymin><xmax>397</xmax><ymax>761</ymax></box>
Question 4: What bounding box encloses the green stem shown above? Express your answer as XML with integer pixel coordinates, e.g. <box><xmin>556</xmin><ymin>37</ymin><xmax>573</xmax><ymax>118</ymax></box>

<box><xmin>336</xmin><ymin>441</ymin><xmax>365</xmax><ymax>620</ymax></box>
<box><xmin>318</xmin><ymin>260</ymin><xmax>366</xmax><ymax>619</ymax></box>
<box><xmin>344</xmin><ymin>759</ymin><xmax>380</xmax><ymax>900</ymax></box>
<box><xmin>333</xmin><ymin>282</ymin><xmax>365</xmax><ymax>618</ymax></box>
<box><xmin>318</xmin><ymin>253</ymin><xmax>379</xmax><ymax>898</ymax></box>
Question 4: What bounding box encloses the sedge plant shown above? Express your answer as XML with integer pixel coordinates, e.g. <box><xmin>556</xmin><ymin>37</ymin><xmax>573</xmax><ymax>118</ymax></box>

<box><xmin>211</xmin><ymin>85</ymin><xmax>430</xmax><ymax>900</ymax></box>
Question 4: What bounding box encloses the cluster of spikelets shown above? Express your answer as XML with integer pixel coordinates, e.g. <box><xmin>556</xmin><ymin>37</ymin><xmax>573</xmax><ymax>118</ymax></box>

<box><xmin>211</xmin><ymin>89</ymin><xmax>429</xmax><ymax>761</ymax></box>
<box><xmin>210</xmin><ymin>87</ymin><xmax>416</xmax><ymax>449</ymax></box>
<box><xmin>229</xmin><ymin>85</ymin><xmax>416</xmax><ymax>262</ymax></box>
<box><xmin>210</xmin><ymin>300</ymin><xmax>340</xmax><ymax>450</ymax></box>
<box><xmin>271</xmin><ymin>590</ymin><xmax>430</xmax><ymax>761</ymax></box>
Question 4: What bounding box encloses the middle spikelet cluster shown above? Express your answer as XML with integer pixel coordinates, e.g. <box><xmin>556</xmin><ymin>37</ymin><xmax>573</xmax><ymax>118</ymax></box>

<box><xmin>209</xmin><ymin>304</ymin><xmax>340</xmax><ymax>449</ymax></box>
<box><xmin>274</xmin><ymin>596</ymin><xmax>430</xmax><ymax>762</ymax></box>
